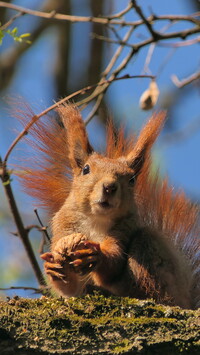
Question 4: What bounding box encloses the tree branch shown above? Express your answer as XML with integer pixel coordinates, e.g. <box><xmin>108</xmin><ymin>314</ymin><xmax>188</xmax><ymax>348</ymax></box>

<box><xmin>132</xmin><ymin>0</ymin><xmax>159</xmax><ymax>39</ymax></box>
<box><xmin>94</xmin><ymin>25</ymin><xmax>200</xmax><ymax>48</ymax></box>
<box><xmin>171</xmin><ymin>71</ymin><xmax>200</xmax><ymax>88</ymax></box>
<box><xmin>0</xmin><ymin>286</ymin><xmax>45</xmax><ymax>293</ymax></box>
<box><xmin>0</xmin><ymin>1</ymin><xmax>199</xmax><ymax>27</ymax></box>
<box><xmin>0</xmin><ymin>156</ymin><xmax>46</xmax><ymax>287</ymax></box>
<box><xmin>77</xmin><ymin>22</ymin><xmax>200</xmax><ymax>110</ymax></box>
<box><xmin>0</xmin><ymin>11</ymin><xmax>24</xmax><ymax>30</ymax></box>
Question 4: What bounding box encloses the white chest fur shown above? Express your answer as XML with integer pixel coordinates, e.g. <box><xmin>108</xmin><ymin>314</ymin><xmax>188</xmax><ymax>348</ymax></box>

<box><xmin>79</xmin><ymin>215</ymin><xmax>114</xmax><ymax>243</ymax></box>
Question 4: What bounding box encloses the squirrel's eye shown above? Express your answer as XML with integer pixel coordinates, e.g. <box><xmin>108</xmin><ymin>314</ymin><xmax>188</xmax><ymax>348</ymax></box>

<box><xmin>82</xmin><ymin>164</ymin><xmax>90</xmax><ymax>175</ymax></box>
<box><xmin>129</xmin><ymin>176</ymin><xmax>135</xmax><ymax>186</ymax></box>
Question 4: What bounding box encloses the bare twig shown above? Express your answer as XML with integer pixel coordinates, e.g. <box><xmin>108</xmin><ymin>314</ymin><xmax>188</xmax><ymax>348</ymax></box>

<box><xmin>34</xmin><ymin>209</ymin><xmax>50</xmax><ymax>254</ymax></box>
<box><xmin>0</xmin><ymin>1</ymin><xmax>135</xmax><ymax>26</ymax></box>
<box><xmin>85</xmin><ymin>26</ymin><xmax>135</xmax><ymax>123</ymax></box>
<box><xmin>85</xmin><ymin>93</ymin><xmax>104</xmax><ymax>125</ymax></box>
<box><xmin>9</xmin><ymin>214</ymin><xmax>50</xmax><ymax>254</ymax></box>
<box><xmin>158</xmin><ymin>37</ymin><xmax>200</xmax><ymax>48</ymax></box>
<box><xmin>132</xmin><ymin>0</ymin><xmax>159</xmax><ymax>39</ymax></box>
<box><xmin>106</xmin><ymin>24</ymin><xmax>123</xmax><ymax>43</ymax></box>
<box><xmin>101</xmin><ymin>27</ymin><xmax>135</xmax><ymax>78</ymax></box>
<box><xmin>152</xmin><ymin>12</ymin><xmax>200</xmax><ymax>26</ymax></box>
<box><xmin>11</xmin><ymin>224</ymin><xmax>45</xmax><ymax>237</ymax></box>
<box><xmin>0</xmin><ymin>11</ymin><xmax>24</xmax><ymax>30</ymax></box>
<box><xmin>103</xmin><ymin>1</ymin><xmax>133</xmax><ymax>20</ymax></box>
<box><xmin>143</xmin><ymin>43</ymin><xmax>155</xmax><ymax>75</ymax></box>
<box><xmin>34</xmin><ymin>209</ymin><xmax>50</xmax><ymax>242</ymax></box>
<box><xmin>171</xmin><ymin>71</ymin><xmax>200</xmax><ymax>88</ymax></box>
<box><xmin>94</xmin><ymin>25</ymin><xmax>200</xmax><ymax>48</ymax></box>
<box><xmin>92</xmin><ymin>33</ymin><xmax>134</xmax><ymax>47</ymax></box>
<box><xmin>142</xmin><ymin>21</ymin><xmax>178</xmax><ymax>75</ymax></box>
<box><xmin>0</xmin><ymin>1</ymin><xmax>199</xmax><ymax>27</ymax></box>
<box><xmin>157</xmin><ymin>26</ymin><xmax>200</xmax><ymax>40</ymax></box>
<box><xmin>78</xmin><ymin>23</ymin><xmax>200</xmax><ymax>109</ymax></box>
<box><xmin>0</xmin><ymin>286</ymin><xmax>46</xmax><ymax>294</ymax></box>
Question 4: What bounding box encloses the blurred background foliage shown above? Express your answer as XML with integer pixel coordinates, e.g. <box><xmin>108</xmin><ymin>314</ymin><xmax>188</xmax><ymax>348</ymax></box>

<box><xmin>0</xmin><ymin>0</ymin><xmax>199</xmax><ymax>298</ymax></box>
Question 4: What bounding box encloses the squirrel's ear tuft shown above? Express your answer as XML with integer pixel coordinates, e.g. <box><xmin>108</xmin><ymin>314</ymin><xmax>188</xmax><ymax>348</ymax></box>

<box><xmin>57</xmin><ymin>104</ymin><xmax>93</xmax><ymax>173</ymax></box>
<box><xmin>126</xmin><ymin>111</ymin><xmax>166</xmax><ymax>175</ymax></box>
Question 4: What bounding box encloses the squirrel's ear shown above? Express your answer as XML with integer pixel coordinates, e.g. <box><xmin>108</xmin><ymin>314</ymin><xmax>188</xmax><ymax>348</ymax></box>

<box><xmin>57</xmin><ymin>104</ymin><xmax>93</xmax><ymax>173</ymax></box>
<box><xmin>126</xmin><ymin>112</ymin><xmax>166</xmax><ymax>175</ymax></box>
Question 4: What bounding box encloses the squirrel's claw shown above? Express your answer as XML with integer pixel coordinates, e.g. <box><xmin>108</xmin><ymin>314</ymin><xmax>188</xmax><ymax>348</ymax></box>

<box><xmin>69</xmin><ymin>241</ymin><xmax>101</xmax><ymax>275</ymax></box>
<box><xmin>43</xmin><ymin>260</ymin><xmax>67</xmax><ymax>282</ymax></box>
<box><xmin>70</xmin><ymin>260</ymin><xmax>97</xmax><ymax>275</ymax></box>
<box><xmin>41</xmin><ymin>252</ymin><xmax>54</xmax><ymax>262</ymax></box>
<box><xmin>78</xmin><ymin>241</ymin><xmax>101</xmax><ymax>252</ymax></box>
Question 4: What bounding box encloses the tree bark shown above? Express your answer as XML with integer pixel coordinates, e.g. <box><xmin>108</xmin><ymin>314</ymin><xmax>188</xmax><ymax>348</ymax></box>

<box><xmin>0</xmin><ymin>294</ymin><xmax>199</xmax><ymax>354</ymax></box>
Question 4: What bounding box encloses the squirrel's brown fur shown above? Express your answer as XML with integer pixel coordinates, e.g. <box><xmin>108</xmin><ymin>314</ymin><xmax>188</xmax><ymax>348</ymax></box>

<box><xmin>18</xmin><ymin>104</ymin><xmax>200</xmax><ymax>309</ymax></box>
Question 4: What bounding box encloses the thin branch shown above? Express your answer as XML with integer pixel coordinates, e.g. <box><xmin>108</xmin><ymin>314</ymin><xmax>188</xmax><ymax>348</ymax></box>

<box><xmin>77</xmin><ymin>47</ymin><xmax>146</xmax><ymax>108</ymax></box>
<box><xmin>78</xmin><ymin>24</ymin><xmax>200</xmax><ymax>109</ymax></box>
<box><xmin>0</xmin><ymin>1</ymin><xmax>135</xmax><ymax>26</ymax></box>
<box><xmin>152</xmin><ymin>12</ymin><xmax>200</xmax><ymax>26</ymax></box>
<box><xmin>0</xmin><ymin>11</ymin><xmax>24</xmax><ymax>30</ymax></box>
<box><xmin>11</xmin><ymin>224</ymin><xmax>45</xmax><ymax>237</ymax></box>
<box><xmin>158</xmin><ymin>36</ymin><xmax>200</xmax><ymax>48</ymax></box>
<box><xmin>85</xmin><ymin>26</ymin><xmax>135</xmax><ymax>124</ymax></box>
<box><xmin>158</xmin><ymin>26</ymin><xmax>200</xmax><ymax>40</ymax></box>
<box><xmin>132</xmin><ymin>0</ymin><xmax>159</xmax><ymax>39</ymax></box>
<box><xmin>34</xmin><ymin>209</ymin><xmax>50</xmax><ymax>242</ymax></box>
<box><xmin>34</xmin><ymin>209</ymin><xmax>50</xmax><ymax>254</ymax></box>
<box><xmin>171</xmin><ymin>71</ymin><xmax>200</xmax><ymax>88</ymax></box>
<box><xmin>0</xmin><ymin>157</ymin><xmax>46</xmax><ymax>287</ymax></box>
<box><xmin>142</xmin><ymin>43</ymin><xmax>155</xmax><ymax>75</ymax></box>
<box><xmin>142</xmin><ymin>21</ymin><xmax>178</xmax><ymax>75</ymax></box>
<box><xmin>84</xmin><ymin>93</ymin><xmax>104</xmax><ymax>125</ymax></box>
<box><xmin>0</xmin><ymin>286</ymin><xmax>46</xmax><ymax>294</ymax></box>
<box><xmin>106</xmin><ymin>24</ymin><xmax>123</xmax><ymax>43</ymax></box>
<box><xmin>94</xmin><ymin>25</ymin><xmax>200</xmax><ymax>48</ymax></box>
<box><xmin>101</xmin><ymin>26</ymin><xmax>134</xmax><ymax>78</ymax></box>
<box><xmin>103</xmin><ymin>1</ymin><xmax>133</xmax><ymax>20</ymax></box>
<box><xmin>0</xmin><ymin>1</ymin><xmax>199</xmax><ymax>27</ymax></box>
<box><xmin>92</xmin><ymin>33</ymin><xmax>134</xmax><ymax>47</ymax></box>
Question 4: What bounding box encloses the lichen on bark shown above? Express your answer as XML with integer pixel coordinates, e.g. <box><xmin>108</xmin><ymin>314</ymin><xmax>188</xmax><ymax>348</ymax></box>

<box><xmin>0</xmin><ymin>293</ymin><xmax>199</xmax><ymax>354</ymax></box>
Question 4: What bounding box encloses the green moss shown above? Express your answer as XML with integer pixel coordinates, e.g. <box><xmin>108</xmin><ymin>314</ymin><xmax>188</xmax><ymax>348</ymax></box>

<box><xmin>0</xmin><ymin>293</ymin><xmax>199</xmax><ymax>354</ymax></box>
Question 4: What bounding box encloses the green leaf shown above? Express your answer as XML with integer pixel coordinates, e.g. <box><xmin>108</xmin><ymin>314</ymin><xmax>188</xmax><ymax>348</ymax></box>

<box><xmin>11</xmin><ymin>27</ymin><xmax>18</xmax><ymax>35</ymax></box>
<box><xmin>1</xmin><ymin>26</ymin><xmax>31</xmax><ymax>45</ymax></box>
<box><xmin>13</xmin><ymin>37</ymin><xmax>22</xmax><ymax>43</ymax></box>
<box><xmin>20</xmin><ymin>33</ymin><xmax>31</xmax><ymax>38</ymax></box>
<box><xmin>0</xmin><ymin>29</ymin><xmax>5</xmax><ymax>45</ymax></box>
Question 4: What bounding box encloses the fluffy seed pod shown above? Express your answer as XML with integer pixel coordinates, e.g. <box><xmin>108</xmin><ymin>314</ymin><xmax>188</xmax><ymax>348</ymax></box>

<box><xmin>139</xmin><ymin>80</ymin><xmax>159</xmax><ymax>110</ymax></box>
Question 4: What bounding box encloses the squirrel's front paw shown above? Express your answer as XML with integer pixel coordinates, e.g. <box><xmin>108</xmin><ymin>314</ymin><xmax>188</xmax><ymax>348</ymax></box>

<box><xmin>41</xmin><ymin>252</ymin><xmax>68</xmax><ymax>282</ymax></box>
<box><xmin>69</xmin><ymin>241</ymin><xmax>101</xmax><ymax>275</ymax></box>
<box><xmin>41</xmin><ymin>234</ymin><xmax>89</xmax><ymax>280</ymax></box>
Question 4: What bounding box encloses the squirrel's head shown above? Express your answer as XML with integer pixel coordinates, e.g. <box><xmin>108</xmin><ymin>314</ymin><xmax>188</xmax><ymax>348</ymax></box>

<box><xmin>58</xmin><ymin>104</ymin><xmax>166</xmax><ymax>220</ymax></box>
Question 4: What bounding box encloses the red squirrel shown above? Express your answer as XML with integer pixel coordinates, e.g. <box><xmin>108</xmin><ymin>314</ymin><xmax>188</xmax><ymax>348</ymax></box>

<box><xmin>19</xmin><ymin>104</ymin><xmax>200</xmax><ymax>309</ymax></box>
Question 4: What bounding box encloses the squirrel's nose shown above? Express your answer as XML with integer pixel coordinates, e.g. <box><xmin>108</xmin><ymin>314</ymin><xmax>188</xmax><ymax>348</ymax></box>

<box><xmin>103</xmin><ymin>182</ymin><xmax>118</xmax><ymax>195</ymax></box>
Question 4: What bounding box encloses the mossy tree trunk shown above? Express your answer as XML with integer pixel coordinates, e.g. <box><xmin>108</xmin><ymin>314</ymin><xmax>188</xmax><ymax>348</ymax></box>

<box><xmin>0</xmin><ymin>294</ymin><xmax>199</xmax><ymax>354</ymax></box>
